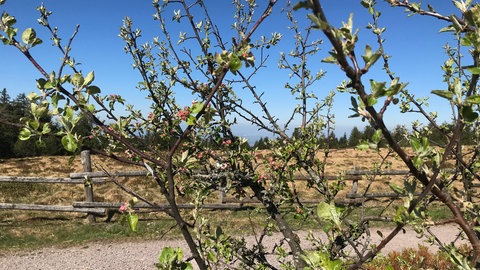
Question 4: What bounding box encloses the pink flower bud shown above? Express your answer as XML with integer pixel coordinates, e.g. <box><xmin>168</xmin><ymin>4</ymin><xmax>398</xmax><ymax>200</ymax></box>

<box><xmin>119</xmin><ymin>202</ymin><xmax>128</xmax><ymax>213</ymax></box>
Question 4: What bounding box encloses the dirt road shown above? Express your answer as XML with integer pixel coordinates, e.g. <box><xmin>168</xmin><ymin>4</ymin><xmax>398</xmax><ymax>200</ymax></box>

<box><xmin>0</xmin><ymin>224</ymin><xmax>467</xmax><ymax>270</ymax></box>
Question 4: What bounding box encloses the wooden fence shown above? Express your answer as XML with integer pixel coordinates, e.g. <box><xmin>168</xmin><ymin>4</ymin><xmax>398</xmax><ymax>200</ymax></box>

<box><xmin>0</xmin><ymin>150</ymin><xmax>425</xmax><ymax>223</ymax></box>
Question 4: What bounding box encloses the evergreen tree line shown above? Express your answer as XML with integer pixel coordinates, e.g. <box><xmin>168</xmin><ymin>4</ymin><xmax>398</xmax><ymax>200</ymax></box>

<box><xmin>1</xmin><ymin>87</ymin><xmax>478</xmax><ymax>157</ymax></box>
<box><xmin>253</xmin><ymin>124</ymin><xmax>479</xmax><ymax>150</ymax></box>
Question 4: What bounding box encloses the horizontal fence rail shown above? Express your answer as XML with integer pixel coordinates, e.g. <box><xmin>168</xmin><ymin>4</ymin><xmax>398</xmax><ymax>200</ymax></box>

<box><xmin>72</xmin><ymin>202</ymin><xmax>253</xmax><ymax>211</ymax></box>
<box><xmin>0</xmin><ymin>150</ymin><xmax>465</xmax><ymax>222</ymax></box>
<box><xmin>0</xmin><ymin>176</ymin><xmax>105</xmax><ymax>184</ymax></box>
<box><xmin>0</xmin><ymin>203</ymin><xmax>106</xmax><ymax>214</ymax></box>
<box><xmin>69</xmin><ymin>170</ymin><xmax>148</xmax><ymax>179</ymax></box>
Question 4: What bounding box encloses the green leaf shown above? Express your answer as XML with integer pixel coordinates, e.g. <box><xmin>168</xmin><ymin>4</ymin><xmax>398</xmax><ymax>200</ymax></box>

<box><xmin>466</xmin><ymin>95</ymin><xmax>480</xmax><ymax>104</ymax></box>
<box><xmin>367</xmin><ymin>51</ymin><xmax>381</xmax><ymax>68</ymax></box>
<box><xmin>61</xmin><ymin>134</ymin><xmax>78</xmax><ymax>152</ymax></box>
<box><xmin>127</xmin><ymin>214</ymin><xmax>138</xmax><ymax>232</ymax></box>
<box><xmin>421</xmin><ymin>136</ymin><xmax>429</xmax><ymax>148</ymax></box>
<box><xmin>159</xmin><ymin>247</ymin><xmax>175</xmax><ymax>264</ymax></box>
<box><xmin>30</xmin><ymin>103</ymin><xmax>39</xmax><ymax>117</ymax></box>
<box><xmin>229</xmin><ymin>53</ymin><xmax>242</xmax><ymax>74</ymax></box>
<box><xmin>449</xmin><ymin>14</ymin><xmax>463</xmax><ymax>32</ymax></box>
<box><xmin>350</xmin><ymin>96</ymin><xmax>358</xmax><ymax>108</ymax></box>
<box><xmin>26</xmin><ymin>92</ymin><xmax>39</xmax><ymax>101</ymax></box>
<box><xmin>19</xmin><ymin>128</ymin><xmax>32</xmax><ymax>141</ymax></box>
<box><xmin>372</xmin><ymin>129</ymin><xmax>382</xmax><ymax>144</ymax></box>
<box><xmin>44</xmin><ymin>81</ymin><xmax>55</xmax><ymax>89</ymax></box>
<box><xmin>31</xmin><ymin>38</ymin><xmax>42</xmax><ymax>47</ymax></box>
<box><xmin>36</xmin><ymin>78</ymin><xmax>47</xmax><ymax>89</ymax></box>
<box><xmin>215</xmin><ymin>226</ymin><xmax>223</xmax><ymax>240</ymax></box>
<box><xmin>316</xmin><ymin>202</ymin><xmax>341</xmax><ymax>229</ymax></box>
<box><xmin>71</xmin><ymin>73</ymin><xmax>84</xmax><ymax>87</ymax></box>
<box><xmin>410</xmin><ymin>137</ymin><xmax>421</xmax><ymax>152</ymax></box>
<box><xmin>28</xmin><ymin>119</ymin><xmax>39</xmax><ymax>130</ymax></box>
<box><xmin>370</xmin><ymin>80</ymin><xmax>387</xmax><ymax>98</ymax></box>
<box><xmin>207</xmin><ymin>252</ymin><xmax>217</xmax><ymax>263</ymax></box>
<box><xmin>367</xmin><ymin>95</ymin><xmax>377</xmax><ymax>106</ymax></box>
<box><xmin>404</xmin><ymin>179</ymin><xmax>417</xmax><ymax>194</ymax></box>
<box><xmin>453</xmin><ymin>78</ymin><xmax>463</xmax><ymax>104</ymax></box>
<box><xmin>0</xmin><ymin>34</ymin><xmax>9</xmax><ymax>44</ymax></box>
<box><xmin>307</xmin><ymin>13</ymin><xmax>328</xmax><ymax>29</ymax></box>
<box><xmin>6</xmin><ymin>26</ymin><xmax>17</xmax><ymax>39</ymax></box>
<box><xmin>362</xmin><ymin>44</ymin><xmax>373</xmax><ymax>63</ymax></box>
<box><xmin>360</xmin><ymin>1</ymin><xmax>370</xmax><ymax>8</ymax></box>
<box><xmin>362</xmin><ymin>45</ymin><xmax>381</xmax><ymax>70</ymax></box>
<box><xmin>21</xmin><ymin>28</ymin><xmax>36</xmax><ymax>45</ymax></box>
<box><xmin>60</xmin><ymin>74</ymin><xmax>70</xmax><ymax>84</ymax></box>
<box><xmin>2</xmin><ymin>12</ymin><xmax>17</xmax><ymax>27</ymax></box>
<box><xmin>453</xmin><ymin>0</ymin><xmax>467</xmax><ymax>12</ymax></box>
<box><xmin>64</xmin><ymin>106</ymin><xmax>74</xmax><ymax>121</ymax></box>
<box><xmin>412</xmin><ymin>155</ymin><xmax>423</xmax><ymax>168</ymax></box>
<box><xmin>202</xmin><ymin>107</ymin><xmax>216</xmax><ymax>124</ymax></box>
<box><xmin>461</xmin><ymin>105</ymin><xmax>479</xmax><ymax>123</ymax></box>
<box><xmin>466</xmin><ymin>66</ymin><xmax>480</xmax><ymax>75</ymax></box>
<box><xmin>180</xmin><ymin>150</ymin><xmax>189</xmax><ymax>163</ymax></box>
<box><xmin>35</xmin><ymin>139</ymin><xmax>45</xmax><ymax>148</ymax></box>
<box><xmin>190</xmin><ymin>102</ymin><xmax>203</xmax><ymax>114</ymax></box>
<box><xmin>431</xmin><ymin>90</ymin><xmax>453</xmax><ymax>100</ymax></box>
<box><xmin>83</xmin><ymin>71</ymin><xmax>94</xmax><ymax>86</ymax></box>
<box><xmin>51</xmin><ymin>93</ymin><xmax>64</xmax><ymax>107</ymax></box>
<box><xmin>322</xmin><ymin>53</ymin><xmax>337</xmax><ymax>64</ymax></box>
<box><xmin>41</xmin><ymin>123</ymin><xmax>51</xmax><ymax>134</ymax></box>
<box><xmin>186</xmin><ymin>115</ymin><xmax>196</xmax><ymax>126</ymax></box>
<box><xmin>356</xmin><ymin>142</ymin><xmax>369</xmax><ymax>150</ymax></box>
<box><xmin>85</xmin><ymin>104</ymin><xmax>96</xmax><ymax>112</ymax></box>
<box><xmin>292</xmin><ymin>1</ymin><xmax>313</xmax><ymax>11</ymax></box>
<box><xmin>214</xmin><ymin>52</ymin><xmax>224</xmax><ymax>65</ymax></box>
<box><xmin>157</xmin><ymin>247</ymin><xmax>192</xmax><ymax>269</ymax></box>
<box><xmin>86</xmin><ymin>85</ymin><xmax>101</xmax><ymax>95</ymax></box>
<box><xmin>386</xmin><ymin>77</ymin><xmax>407</xmax><ymax>96</ymax></box>
<box><xmin>388</xmin><ymin>182</ymin><xmax>403</xmax><ymax>194</ymax></box>
<box><xmin>439</xmin><ymin>25</ymin><xmax>456</xmax><ymax>33</ymax></box>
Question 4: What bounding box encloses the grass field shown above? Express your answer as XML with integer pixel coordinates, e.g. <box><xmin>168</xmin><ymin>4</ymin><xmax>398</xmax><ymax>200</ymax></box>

<box><xmin>0</xmin><ymin>147</ymin><xmax>411</xmax><ymax>203</ymax></box>
<box><xmin>0</xmin><ymin>148</ymin><xmax>453</xmax><ymax>251</ymax></box>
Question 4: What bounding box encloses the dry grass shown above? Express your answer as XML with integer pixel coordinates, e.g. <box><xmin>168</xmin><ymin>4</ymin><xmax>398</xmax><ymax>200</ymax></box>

<box><xmin>0</xmin><ymin>154</ymin><xmax>142</xmax><ymax>204</ymax></box>
<box><xmin>0</xmin><ymin>149</ymin><xmax>459</xmax><ymax>255</ymax></box>
<box><xmin>1</xmin><ymin>147</ymin><xmax>465</xmax><ymax>215</ymax></box>
<box><xmin>0</xmin><ymin>148</ymin><xmax>411</xmax><ymax>206</ymax></box>
<box><xmin>364</xmin><ymin>244</ymin><xmax>456</xmax><ymax>270</ymax></box>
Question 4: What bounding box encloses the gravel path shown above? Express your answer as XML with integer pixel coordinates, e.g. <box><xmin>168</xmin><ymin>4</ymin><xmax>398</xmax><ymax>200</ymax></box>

<box><xmin>0</xmin><ymin>224</ymin><xmax>466</xmax><ymax>270</ymax></box>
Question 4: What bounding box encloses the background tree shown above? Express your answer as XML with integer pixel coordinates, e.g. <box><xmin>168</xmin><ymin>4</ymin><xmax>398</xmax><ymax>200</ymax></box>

<box><xmin>348</xmin><ymin>126</ymin><xmax>362</xmax><ymax>147</ymax></box>
<box><xmin>252</xmin><ymin>136</ymin><xmax>270</xmax><ymax>150</ymax></box>
<box><xmin>0</xmin><ymin>88</ymin><xmax>9</xmax><ymax>103</ymax></box>
<box><xmin>0</xmin><ymin>88</ymin><xmax>16</xmax><ymax>157</ymax></box>
<box><xmin>3</xmin><ymin>0</ymin><xmax>480</xmax><ymax>269</ymax></box>
<box><xmin>391</xmin><ymin>124</ymin><xmax>409</xmax><ymax>147</ymax></box>
<box><xmin>337</xmin><ymin>132</ymin><xmax>348</xmax><ymax>148</ymax></box>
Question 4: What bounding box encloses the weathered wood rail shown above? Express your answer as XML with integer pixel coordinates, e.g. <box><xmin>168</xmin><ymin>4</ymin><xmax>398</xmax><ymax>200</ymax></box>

<box><xmin>0</xmin><ymin>176</ymin><xmax>103</xmax><ymax>184</ymax></box>
<box><xmin>1</xmin><ymin>150</ymin><xmax>450</xmax><ymax>222</ymax></box>
<box><xmin>0</xmin><ymin>150</ymin><xmax>258</xmax><ymax>222</ymax></box>
<box><xmin>343</xmin><ymin>169</ymin><xmax>414</xmax><ymax>199</ymax></box>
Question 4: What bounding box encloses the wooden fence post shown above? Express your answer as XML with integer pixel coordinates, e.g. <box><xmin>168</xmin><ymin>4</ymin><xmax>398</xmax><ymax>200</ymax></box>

<box><xmin>81</xmin><ymin>150</ymin><xmax>96</xmax><ymax>223</ymax></box>
<box><xmin>219</xmin><ymin>189</ymin><xmax>225</xmax><ymax>204</ymax></box>
<box><xmin>349</xmin><ymin>165</ymin><xmax>359</xmax><ymax>197</ymax></box>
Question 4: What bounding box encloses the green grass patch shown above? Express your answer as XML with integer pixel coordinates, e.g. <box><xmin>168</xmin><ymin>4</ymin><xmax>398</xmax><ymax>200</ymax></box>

<box><xmin>0</xmin><ymin>202</ymin><xmax>454</xmax><ymax>252</ymax></box>
<box><xmin>0</xmin><ymin>212</ymin><xmax>180</xmax><ymax>250</ymax></box>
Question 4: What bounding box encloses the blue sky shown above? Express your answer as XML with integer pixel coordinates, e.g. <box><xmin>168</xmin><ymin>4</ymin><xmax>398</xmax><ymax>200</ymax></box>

<box><xmin>0</xmin><ymin>1</ymin><xmax>468</xmax><ymax>140</ymax></box>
